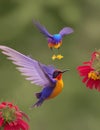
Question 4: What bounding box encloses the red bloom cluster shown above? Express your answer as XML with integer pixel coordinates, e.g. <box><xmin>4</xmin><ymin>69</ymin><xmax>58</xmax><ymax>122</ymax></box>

<box><xmin>0</xmin><ymin>102</ymin><xmax>29</xmax><ymax>130</ymax></box>
<box><xmin>77</xmin><ymin>51</ymin><xmax>100</xmax><ymax>91</ymax></box>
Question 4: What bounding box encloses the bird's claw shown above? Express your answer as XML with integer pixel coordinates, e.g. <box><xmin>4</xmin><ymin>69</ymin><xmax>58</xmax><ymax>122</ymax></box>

<box><xmin>52</xmin><ymin>54</ymin><xmax>63</xmax><ymax>60</ymax></box>
<box><xmin>52</xmin><ymin>55</ymin><xmax>57</xmax><ymax>60</ymax></box>
<box><xmin>56</xmin><ymin>54</ymin><xmax>63</xmax><ymax>60</ymax></box>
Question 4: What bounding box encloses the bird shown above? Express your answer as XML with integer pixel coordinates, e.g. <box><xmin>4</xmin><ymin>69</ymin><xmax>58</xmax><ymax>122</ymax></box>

<box><xmin>0</xmin><ymin>45</ymin><xmax>69</xmax><ymax>108</ymax></box>
<box><xmin>33</xmin><ymin>20</ymin><xmax>74</xmax><ymax>60</ymax></box>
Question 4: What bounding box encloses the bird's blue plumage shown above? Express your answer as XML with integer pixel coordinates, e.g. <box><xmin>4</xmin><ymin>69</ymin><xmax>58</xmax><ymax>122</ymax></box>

<box><xmin>53</xmin><ymin>34</ymin><xmax>62</xmax><ymax>43</ymax></box>
<box><xmin>41</xmin><ymin>64</ymin><xmax>56</xmax><ymax>79</ymax></box>
<box><xmin>32</xmin><ymin>87</ymin><xmax>54</xmax><ymax>107</ymax></box>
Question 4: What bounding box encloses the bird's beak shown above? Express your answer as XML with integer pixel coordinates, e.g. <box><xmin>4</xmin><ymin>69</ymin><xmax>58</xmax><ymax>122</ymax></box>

<box><xmin>62</xmin><ymin>69</ymin><xmax>70</xmax><ymax>73</ymax></box>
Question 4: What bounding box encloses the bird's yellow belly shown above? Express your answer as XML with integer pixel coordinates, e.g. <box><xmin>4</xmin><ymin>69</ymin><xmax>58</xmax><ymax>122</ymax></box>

<box><xmin>48</xmin><ymin>80</ymin><xmax>63</xmax><ymax>99</ymax></box>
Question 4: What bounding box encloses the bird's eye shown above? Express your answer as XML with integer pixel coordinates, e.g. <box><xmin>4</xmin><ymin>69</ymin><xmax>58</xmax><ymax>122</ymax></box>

<box><xmin>53</xmin><ymin>71</ymin><xmax>61</xmax><ymax>78</ymax></box>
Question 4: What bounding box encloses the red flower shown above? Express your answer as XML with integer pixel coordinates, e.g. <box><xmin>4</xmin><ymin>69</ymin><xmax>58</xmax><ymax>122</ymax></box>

<box><xmin>0</xmin><ymin>102</ymin><xmax>29</xmax><ymax>130</ymax></box>
<box><xmin>77</xmin><ymin>50</ymin><xmax>100</xmax><ymax>91</ymax></box>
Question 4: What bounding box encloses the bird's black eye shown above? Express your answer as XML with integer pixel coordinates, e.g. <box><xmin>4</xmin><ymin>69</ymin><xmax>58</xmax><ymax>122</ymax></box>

<box><xmin>53</xmin><ymin>71</ymin><xmax>61</xmax><ymax>78</ymax></box>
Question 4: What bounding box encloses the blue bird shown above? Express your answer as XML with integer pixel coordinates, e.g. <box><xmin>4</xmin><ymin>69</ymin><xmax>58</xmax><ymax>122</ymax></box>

<box><xmin>33</xmin><ymin>20</ymin><xmax>74</xmax><ymax>60</ymax></box>
<box><xmin>0</xmin><ymin>45</ymin><xmax>69</xmax><ymax>108</ymax></box>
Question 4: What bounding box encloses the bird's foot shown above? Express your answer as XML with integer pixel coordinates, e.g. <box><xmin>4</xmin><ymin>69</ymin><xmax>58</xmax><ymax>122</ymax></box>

<box><xmin>56</xmin><ymin>54</ymin><xmax>63</xmax><ymax>60</ymax></box>
<box><xmin>52</xmin><ymin>54</ymin><xmax>63</xmax><ymax>60</ymax></box>
<box><xmin>52</xmin><ymin>54</ymin><xmax>57</xmax><ymax>60</ymax></box>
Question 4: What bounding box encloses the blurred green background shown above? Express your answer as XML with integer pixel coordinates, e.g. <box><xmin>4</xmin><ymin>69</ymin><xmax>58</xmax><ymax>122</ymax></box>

<box><xmin>0</xmin><ymin>0</ymin><xmax>100</xmax><ymax>130</ymax></box>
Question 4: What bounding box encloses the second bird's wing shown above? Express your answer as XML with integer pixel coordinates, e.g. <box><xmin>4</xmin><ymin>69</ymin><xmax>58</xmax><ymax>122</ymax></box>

<box><xmin>59</xmin><ymin>27</ymin><xmax>74</xmax><ymax>37</ymax></box>
<box><xmin>0</xmin><ymin>45</ymin><xmax>56</xmax><ymax>88</ymax></box>
<box><xmin>33</xmin><ymin>20</ymin><xmax>53</xmax><ymax>38</ymax></box>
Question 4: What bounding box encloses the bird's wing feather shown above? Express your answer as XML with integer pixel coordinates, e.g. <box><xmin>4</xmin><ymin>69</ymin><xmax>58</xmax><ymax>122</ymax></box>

<box><xmin>33</xmin><ymin>19</ymin><xmax>53</xmax><ymax>38</ymax></box>
<box><xmin>0</xmin><ymin>45</ymin><xmax>56</xmax><ymax>88</ymax></box>
<box><xmin>41</xmin><ymin>64</ymin><xmax>56</xmax><ymax>79</ymax></box>
<box><xmin>59</xmin><ymin>27</ymin><xmax>74</xmax><ymax>37</ymax></box>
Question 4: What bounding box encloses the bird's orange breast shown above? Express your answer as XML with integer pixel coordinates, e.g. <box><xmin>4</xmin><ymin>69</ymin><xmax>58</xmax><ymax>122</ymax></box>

<box><xmin>48</xmin><ymin>79</ymin><xmax>64</xmax><ymax>99</ymax></box>
<box><xmin>48</xmin><ymin>41</ymin><xmax>62</xmax><ymax>49</ymax></box>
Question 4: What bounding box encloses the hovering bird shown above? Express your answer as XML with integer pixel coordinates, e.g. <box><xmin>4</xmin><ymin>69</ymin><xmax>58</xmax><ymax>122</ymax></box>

<box><xmin>0</xmin><ymin>45</ymin><xmax>69</xmax><ymax>108</ymax></box>
<box><xmin>33</xmin><ymin>20</ymin><xmax>74</xmax><ymax>60</ymax></box>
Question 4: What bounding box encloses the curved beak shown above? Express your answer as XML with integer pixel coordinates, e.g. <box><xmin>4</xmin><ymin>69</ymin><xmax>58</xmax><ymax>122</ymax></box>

<box><xmin>62</xmin><ymin>69</ymin><xmax>70</xmax><ymax>73</ymax></box>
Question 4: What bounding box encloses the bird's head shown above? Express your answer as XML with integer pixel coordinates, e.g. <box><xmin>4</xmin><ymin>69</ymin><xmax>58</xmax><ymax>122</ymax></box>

<box><xmin>53</xmin><ymin>69</ymin><xmax>69</xmax><ymax>80</ymax></box>
<box><xmin>53</xmin><ymin>34</ymin><xmax>62</xmax><ymax>43</ymax></box>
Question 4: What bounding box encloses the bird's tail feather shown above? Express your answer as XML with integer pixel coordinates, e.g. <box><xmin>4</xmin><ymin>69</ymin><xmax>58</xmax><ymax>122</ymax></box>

<box><xmin>31</xmin><ymin>98</ymin><xmax>44</xmax><ymax>108</ymax></box>
<box><xmin>35</xmin><ymin>92</ymin><xmax>42</xmax><ymax>99</ymax></box>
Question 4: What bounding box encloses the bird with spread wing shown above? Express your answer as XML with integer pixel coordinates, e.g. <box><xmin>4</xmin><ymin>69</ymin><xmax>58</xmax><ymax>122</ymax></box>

<box><xmin>33</xmin><ymin>20</ymin><xmax>74</xmax><ymax>60</ymax></box>
<box><xmin>0</xmin><ymin>45</ymin><xmax>69</xmax><ymax>108</ymax></box>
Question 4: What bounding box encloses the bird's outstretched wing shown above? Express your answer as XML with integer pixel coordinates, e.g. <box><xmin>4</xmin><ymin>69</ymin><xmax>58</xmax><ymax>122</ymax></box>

<box><xmin>59</xmin><ymin>27</ymin><xmax>74</xmax><ymax>37</ymax></box>
<box><xmin>0</xmin><ymin>45</ymin><xmax>56</xmax><ymax>88</ymax></box>
<box><xmin>33</xmin><ymin>19</ymin><xmax>53</xmax><ymax>38</ymax></box>
<box><xmin>41</xmin><ymin>64</ymin><xmax>56</xmax><ymax>79</ymax></box>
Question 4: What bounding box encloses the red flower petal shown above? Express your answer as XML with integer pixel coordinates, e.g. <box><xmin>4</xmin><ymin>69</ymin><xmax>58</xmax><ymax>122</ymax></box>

<box><xmin>94</xmin><ymin>80</ymin><xmax>100</xmax><ymax>90</ymax></box>
<box><xmin>82</xmin><ymin>76</ymin><xmax>88</xmax><ymax>83</ymax></box>
<box><xmin>0</xmin><ymin>102</ymin><xmax>29</xmax><ymax>130</ymax></box>
<box><xmin>17</xmin><ymin>118</ymin><xmax>29</xmax><ymax>130</ymax></box>
<box><xmin>86</xmin><ymin>79</ymin><xmax>95</xmax><ymax>89</ymax></box>
<box><xmin>0</xmin><ymin>117</ymin><xmax>4</xmax><ymax>127</ymax></box>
